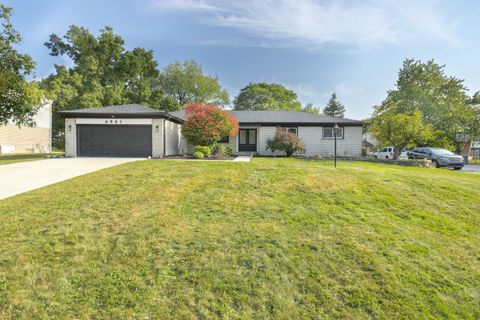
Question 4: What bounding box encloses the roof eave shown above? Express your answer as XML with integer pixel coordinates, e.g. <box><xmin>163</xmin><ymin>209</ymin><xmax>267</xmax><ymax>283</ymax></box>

<box><xmin>57</xmin><ymin>111</ymin><xmax>184</xmax><ymax>123</ymax></box>
<box><xmin>238</xmin><ymin>121</ymin><xmax>363</xmax><ymax>126</ymax></box>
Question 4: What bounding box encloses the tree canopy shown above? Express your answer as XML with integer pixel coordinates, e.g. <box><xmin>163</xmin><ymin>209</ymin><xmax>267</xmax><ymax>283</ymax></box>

<box><xmin>159</xmin><ymin>60</ymin><xmax>229</xmax><ymax>109</ymax></box>
<box><xmin>41</xmin><ymin>25</ymin><xmax>175</xmax><ymax>132</ymax></box>
<box><xmin>233</xmin><ymin>83</ymin><xmax>301</xmax><ymax>111</ymax></box>
<box><xmin>375</xmin><ymin>59</ymin><xmax>479</xmax><ymax>151</ymax></box>
<box><xmin>181</xmin><ymin>103</ymin><xmax>239</xmax><ymax>146</ymax></box>
<box><xmin>302</xmin><ymin>103</ymin><xmax>322</xmax><ymax>114</ymax></box>
<box><xmin>369</xmin><ymin>106</ymin><xmax>435</xmax><ymax>159</ymax></box>
<box><xmin>468</xmin><ymin>91</ymin><xmax>480</xmax><ymax>105</ymax></box>
<box><xmin>0</xmin><ymin>4</ymin><xmax>42</xmax><ymax>126</ymax></box>
<box><xmin>323</xmin><ymin>93</ymin><xmax>346</xmax><ymax>118</ymax></box>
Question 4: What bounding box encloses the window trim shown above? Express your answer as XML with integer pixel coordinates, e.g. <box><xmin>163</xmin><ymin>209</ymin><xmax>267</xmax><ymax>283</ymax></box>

<box><xmin>322</xmin><ymin>127</ymin><xmax>344</xmax><ymax>139</ymax></box>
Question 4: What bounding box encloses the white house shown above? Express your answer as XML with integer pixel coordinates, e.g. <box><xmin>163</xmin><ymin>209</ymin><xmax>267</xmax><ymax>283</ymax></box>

<box><xmin>59</xmin><ymin>104</ymin><xmax>363</xmax><ymax>158</ymax></box>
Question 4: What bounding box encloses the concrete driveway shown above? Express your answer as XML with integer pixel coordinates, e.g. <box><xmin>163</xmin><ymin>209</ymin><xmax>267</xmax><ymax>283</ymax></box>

<box><xmin>0</xmin><ymin>157</ymin><xmax>140</xmax><ymax>200</ymax></box>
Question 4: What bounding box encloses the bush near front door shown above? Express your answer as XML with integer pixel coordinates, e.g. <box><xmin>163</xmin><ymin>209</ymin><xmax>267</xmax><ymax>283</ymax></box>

<box><xmin>181</xmin><ymin>103</ymin><xmax>239</xmax><ymax>146</ymax></box>
<box><xmin>267</xmin><ymin>130</ymin><xmax>305</xmax><ymax>157</ymax></box>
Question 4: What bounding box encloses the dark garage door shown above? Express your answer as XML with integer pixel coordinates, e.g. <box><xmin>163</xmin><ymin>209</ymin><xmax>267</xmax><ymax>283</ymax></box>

<box><xmin>78</xmin><ymin>125</ymin><xmax>152</xmax><ymax>157</ymax></box>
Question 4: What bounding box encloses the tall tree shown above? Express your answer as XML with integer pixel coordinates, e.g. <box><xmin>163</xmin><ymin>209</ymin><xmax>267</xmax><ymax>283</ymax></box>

<box><xmin>41</xmin><ymin>26</ymin><xmax>172</xmax><ymax>132</ymax></box>
<box><xmin>233</xmin><ymin>82</ymin><xmax>301</xmax><ymax>111</ymax></box>
<box><xmin>323</xmin><ymin>93</ymin><xmax>346</xmax><ymax>118</ymax></box>
<box><xmin>468</xmin><ymin>91</ymin><xmax>480</xmax><ymax>105</ymax></box>
<box><xmin>302</xmin><ymin>103</ymin><xmax>322</xmax><ymax>114</ymax></box>
<box><xmin>377</xmin><ymin>59</ymin><xmax>478</xmax><ymax>151</ymax></box>
<box><xmin>159</xmin><ymin>60</ymin><xmax>229</xmax><ymax>108</ymax></box>
<box><xmin>370</xmin><ymin>106</ymin><xmax>435</xmax><ymax>159</ymax></box>
<box><xmin>0</xmin><ymin>4</ymin><xmax>42</xmax><ymax>126</ymax></box>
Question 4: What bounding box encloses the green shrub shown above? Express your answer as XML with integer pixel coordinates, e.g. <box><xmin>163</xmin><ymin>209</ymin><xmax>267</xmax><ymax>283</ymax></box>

<box><xmin>52</xmin><ymin>134</ymin><xmax>65</xmax><ymax>150</ymax></box>
<box><xmin>362</xmin><ymin>147</ymin><xmax>368</xmax><ymax>156</ymax></box>
<box><xmin>211</xmin><ymin>142</ymin><xmax>233</xmax><ymax>158</ymax></box>
<box><xmin>193</xmin><ymin>151</ymin><xmax>204</xmax><ymax>159</ymax></box>
<box><xmin>194</xmin><ymin>145</ymin><xmax>211</xmax><ymax>156</ymax></box>
<box><xmin>266</xmin><ymin>130</ymin><xmax>305</xmax><ymax>157</ymax></box>
<box><xmin>224</xmin><ymin>145</ymin><xmax>233</xmax><ymax>156</ymax></box>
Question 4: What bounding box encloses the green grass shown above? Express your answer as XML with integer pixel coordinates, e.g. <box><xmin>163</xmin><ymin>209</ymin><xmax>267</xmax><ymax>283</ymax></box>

<box><xmin>0</xmin><ymin>158</ymin><xmax>479</xmax><ymax>319</ymax></box>
<box><xmin>0</xmin><ymin>153</ymin><xmax>63</xmax><ymax>165</ymax></box>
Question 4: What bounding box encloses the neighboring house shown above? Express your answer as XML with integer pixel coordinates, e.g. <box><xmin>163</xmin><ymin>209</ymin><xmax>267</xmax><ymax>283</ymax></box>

<box><xmin>59</xmin><ymin>104</ymin><xmax>363</xmax><ymax>157</ymax></box>
<box><xmin>362</xmin><ymin>132</ymin><xmax>380</xmax><ymax>149</ymax></box>
<box><xmin>0</xmin><ymin>101</ymin><xmax>52</xmax><ymax>154</ymax></box>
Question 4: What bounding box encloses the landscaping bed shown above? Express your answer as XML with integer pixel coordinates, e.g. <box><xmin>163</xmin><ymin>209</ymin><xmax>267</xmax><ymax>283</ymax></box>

<box><xmin>295</xmin><ymin>155</ymin><xmax>434</xmax><ymax>168</ymax></box>
<box><xmin>162</xmin><ymin>154</ymin><xmax>236</xmax><ymax>161</ymax></box>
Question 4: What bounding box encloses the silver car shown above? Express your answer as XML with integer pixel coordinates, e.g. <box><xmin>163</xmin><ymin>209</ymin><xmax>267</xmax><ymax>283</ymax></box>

<box><xmin>408</xmin><ymin>147</ymin><xmax>464</xmax><ymax>170</ymax></box>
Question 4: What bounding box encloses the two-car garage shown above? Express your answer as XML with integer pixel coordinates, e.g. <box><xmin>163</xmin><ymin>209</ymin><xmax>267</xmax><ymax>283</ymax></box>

<box><xmin>59</xmin><ymin>104</ymin><xmax>185</xmax><ymax>158</ymax></box>
<box><xmin>77</xmin><ymin>124</ymin><xmax>152</xmax><ymax>157</ymax></box>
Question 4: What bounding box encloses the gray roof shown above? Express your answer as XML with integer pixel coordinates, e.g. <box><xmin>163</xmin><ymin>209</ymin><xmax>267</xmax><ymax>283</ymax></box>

<box><xmin>169</xmin><ymin>110</ymin><xmax>362</xmax><ymax>125</ymax></box>
<box><xmin>59</xmin><ymin>104</ymin><xmax>159</xmax><ymax>115</ymax></box>
<box><xmin>58</xmin><ymin>104</ymin><xmax>183</xmax><ymax>122</ymax></box>
<box><xmin>58</xmin><ymin>104</ymin><xmax>362</xmax><ymax>125</ymax></box>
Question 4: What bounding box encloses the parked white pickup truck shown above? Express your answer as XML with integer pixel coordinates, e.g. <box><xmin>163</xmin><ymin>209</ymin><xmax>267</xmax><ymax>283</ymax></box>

<box><xmin>374</xmin><ymin>147</ymin><xmax>408</xmax><ymax>160</ymax></box>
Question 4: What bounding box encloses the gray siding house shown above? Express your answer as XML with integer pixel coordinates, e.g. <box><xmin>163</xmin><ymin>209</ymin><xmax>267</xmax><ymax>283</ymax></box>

<box><xmin>59</xmin><ymin>104</ymin><xmax>362</xmax><ymax>157</ymax></box>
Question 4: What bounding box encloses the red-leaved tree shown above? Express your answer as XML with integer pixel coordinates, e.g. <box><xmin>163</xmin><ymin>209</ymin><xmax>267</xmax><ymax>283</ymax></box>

<box><xmin>181</xmin><ymin>103</ymin><xmax>239</xmax><ymax>146</ymax></box>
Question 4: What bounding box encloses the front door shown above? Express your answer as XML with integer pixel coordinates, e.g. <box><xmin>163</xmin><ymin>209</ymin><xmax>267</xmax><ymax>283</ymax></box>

<box><xmin>238</xmin><ymin>129</ymin><xmax>257</xmax><ymax>152</ymax></box>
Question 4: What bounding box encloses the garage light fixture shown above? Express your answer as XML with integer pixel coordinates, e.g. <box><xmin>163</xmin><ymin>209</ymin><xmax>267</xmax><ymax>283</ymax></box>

<box><xmin>155</xmin><ymin>125</ymin><xmax>160</xmax><ymax>132</ymax></box>
<box><xmin>68</xmin><ymin>125</ymin><xmax>72</xmax><ymax>132</ymax></box>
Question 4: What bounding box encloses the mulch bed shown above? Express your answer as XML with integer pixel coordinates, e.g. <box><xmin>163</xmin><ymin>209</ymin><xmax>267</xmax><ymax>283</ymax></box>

<box><xmin>161</xmin><ymin>155</ymin><xmax>236</xmax><ymax>161</ymax></box>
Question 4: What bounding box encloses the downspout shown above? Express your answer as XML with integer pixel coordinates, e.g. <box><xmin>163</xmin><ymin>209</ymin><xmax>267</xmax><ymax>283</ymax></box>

<box><xmin>163</xmin><ymin>119</ymin><xmax>166</xmax><ymax>158</ymax></box>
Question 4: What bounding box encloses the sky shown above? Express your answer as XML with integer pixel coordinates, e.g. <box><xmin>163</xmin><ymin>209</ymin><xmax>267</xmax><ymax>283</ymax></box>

<box><xmin>4</xmin><ymin>0</ymin><xmax>480</xmax><ymax>119</ymax></box>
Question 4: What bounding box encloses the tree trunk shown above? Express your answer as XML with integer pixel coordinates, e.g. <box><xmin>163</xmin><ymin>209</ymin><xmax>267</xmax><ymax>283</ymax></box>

<box><xmin>393</xmin><ymin>146</ymin><xmax>401</xmax><ymax>160</ymax></box>
<box><xmin>462</xmin><ymin>139</ymin><xmax>472</xmax><ymax>157</ymax></box>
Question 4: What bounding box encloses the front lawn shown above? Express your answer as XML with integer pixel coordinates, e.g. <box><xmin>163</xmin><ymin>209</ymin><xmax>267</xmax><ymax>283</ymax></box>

<box><xmin>0</xmin><ymin>158</ymin><xmax>479</xmax><ymax>319</ymax></box>
<box><xmin>0</xmin><ymin>153</ymin><xmax>63</xmax><ymax>165</ymax></box>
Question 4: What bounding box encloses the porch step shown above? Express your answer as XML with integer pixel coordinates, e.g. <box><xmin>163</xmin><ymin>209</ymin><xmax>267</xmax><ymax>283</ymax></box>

<box><xmin>232</xmin><ymin>155</ymin><xmax>252</xmax><ymax>162</ymax></box>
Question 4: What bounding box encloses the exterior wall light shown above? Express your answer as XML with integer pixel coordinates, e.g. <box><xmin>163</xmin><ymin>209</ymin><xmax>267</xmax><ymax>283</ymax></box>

<box><xmin>155</xmin><ymin>125</ymin><xmax>160</xmax><ymax>132</ymax></box>
<box><xmin>68</xmin><ymin>125</ymin><xmax>72</xmax><ymax>132</ymax></box>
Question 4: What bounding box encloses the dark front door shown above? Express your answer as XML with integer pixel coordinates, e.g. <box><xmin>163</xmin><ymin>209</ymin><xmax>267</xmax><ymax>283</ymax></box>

<box><xmin>238</xmin><ymin>129</ymin><xmax>257</xmax><ymax>152</ymax></box>
<box><xmin>77</xmin><ymin>124</ymin><xmax>152</xmax><ymax>157</ymax></box>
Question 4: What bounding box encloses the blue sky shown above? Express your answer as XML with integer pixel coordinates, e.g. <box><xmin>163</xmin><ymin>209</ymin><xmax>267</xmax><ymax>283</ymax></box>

<box><xmin>5</xmin><ymin>0</ymin><xmax>480</xmax><ymax>119</ymax></box>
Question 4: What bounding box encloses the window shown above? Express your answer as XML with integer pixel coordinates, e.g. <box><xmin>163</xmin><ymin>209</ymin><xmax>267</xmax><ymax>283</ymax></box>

<box><xmin>217</xmin><ymin>135</ymin><xmax>229</xmax><ymax>143</ymax></box>
<box><xmin>323</xmin><ymin>127</ymin><xmax>343</xmax><ymax>139</ymax></box>
<box><xmin>278</xmin><ymin>127</ymin><xmax>298</xmax><ymax>135</ymax></box>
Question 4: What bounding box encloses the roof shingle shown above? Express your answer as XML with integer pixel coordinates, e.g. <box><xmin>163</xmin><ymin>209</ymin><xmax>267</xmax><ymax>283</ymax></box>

<box><xmin>59</xmin><ymin>104</ymin><xmax>159</xmax><ymax>114</ymax></box>
<box><xmin>169</xmin><ymin>110</ymin><xmax>362</xmax><ymax>125</ymax></box>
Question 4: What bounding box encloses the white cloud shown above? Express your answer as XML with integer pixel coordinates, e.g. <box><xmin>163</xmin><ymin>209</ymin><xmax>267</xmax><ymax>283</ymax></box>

<box><xmin>150</xmin><ymin>0</ymin><xmax>459</xmax><ymax>47</ymax></box>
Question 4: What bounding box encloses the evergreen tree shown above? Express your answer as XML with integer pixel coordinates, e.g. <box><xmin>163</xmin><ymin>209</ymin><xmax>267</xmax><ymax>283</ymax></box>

<box><xmin>323</xmin><ymin>93</ymin><xmax>345</xmax><ymax>118</ymax></box>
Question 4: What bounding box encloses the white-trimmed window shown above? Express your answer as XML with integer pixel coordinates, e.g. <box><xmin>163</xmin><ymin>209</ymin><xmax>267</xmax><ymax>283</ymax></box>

<box><xmin>278</xmin><ymin>127</ymin><xmax>298</xmax><ymax>135</ymax></box>
<box><xmin>323</xmin><ymin>127</ymin><xmax>343</xmax><ymax>139</ymax></box>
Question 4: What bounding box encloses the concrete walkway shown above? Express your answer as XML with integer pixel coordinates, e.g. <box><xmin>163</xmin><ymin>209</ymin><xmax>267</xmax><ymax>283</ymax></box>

<box><xmin>232</xmin><ymin>155</ymin><xmax>253</xmax><ymax>162</ymax></box>
<box><xmin>0</xmin><ymin>157</ymin><xmax>140</xmax><ymax>200</ymax></box>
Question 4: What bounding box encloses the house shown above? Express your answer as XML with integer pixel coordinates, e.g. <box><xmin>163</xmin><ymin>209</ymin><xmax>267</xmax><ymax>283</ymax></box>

<box><xmin>0</xmin><ymin>101</ymin><xmax>52</xmax><ymax>154</ymax></box>
<box><xmin>59</xmin><ymin>104</ymin><xmax>363</xmax><ymax>157</ymax></box>
<box><xmin>362</xmin><ymin>132</ymin><xmax>380</xmax><ymax>153</ymax></box>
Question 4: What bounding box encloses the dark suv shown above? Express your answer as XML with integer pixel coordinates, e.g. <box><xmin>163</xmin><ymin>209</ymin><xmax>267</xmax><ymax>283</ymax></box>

<box><xmin>408</xmin><ymin>147</ymin><xmax>464</xmax><ymax>170</ymax></box>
